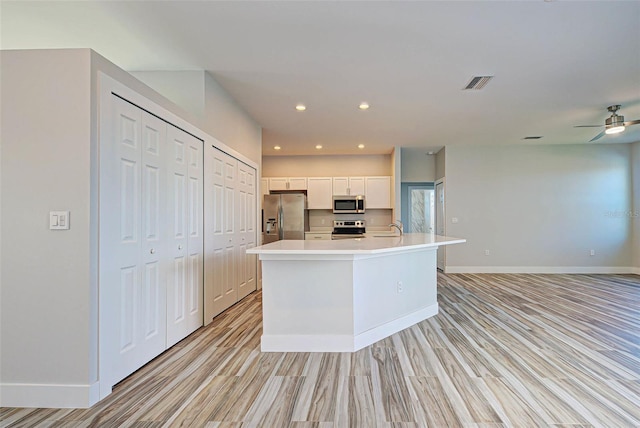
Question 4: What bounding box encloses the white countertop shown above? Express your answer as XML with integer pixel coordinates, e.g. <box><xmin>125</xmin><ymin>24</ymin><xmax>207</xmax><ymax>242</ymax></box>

<box><xmin>247</xmin><ymin>233</ymin><xmax>465</xmax><ymax>255</ymax></box>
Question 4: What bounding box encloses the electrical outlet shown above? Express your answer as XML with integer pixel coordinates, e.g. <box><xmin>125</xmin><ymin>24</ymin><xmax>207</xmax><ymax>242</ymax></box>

<box><xmin>451</xmin><ymin>217</ymin><xmax>459</xmax><ymax>224</ymax></box>
<box><xmin>590</xmin><ymin>249</ymin><xmax>595</xmax><ymax>256</ymax></box>
<box><xmin>397</xmin><ymin>281</ymin><xmax>403</xmax><ymax>293</ymax></box>
<box><xmin>484</xmin><ymin>249</ymin><xmax>490</xmax><ymax>256</ymax></box>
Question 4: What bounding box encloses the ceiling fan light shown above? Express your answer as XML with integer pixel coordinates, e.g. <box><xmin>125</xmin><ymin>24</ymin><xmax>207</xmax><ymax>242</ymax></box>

<box><xmin>605</xmin><ymin>126</ymin><xmax>625</xmax><ymax>135</ymax></box>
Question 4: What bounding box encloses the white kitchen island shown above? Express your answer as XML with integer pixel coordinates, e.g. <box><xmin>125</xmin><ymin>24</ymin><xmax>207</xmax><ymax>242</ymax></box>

<box><xmin>247</xmin><ymin>234</ymin><xmax>465</xmax><ymax>352</ymax></box>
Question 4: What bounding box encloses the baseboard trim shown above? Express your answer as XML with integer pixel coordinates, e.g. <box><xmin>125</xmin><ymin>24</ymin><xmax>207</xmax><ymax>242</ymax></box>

<box><xmin>446</xmin><ymin>266</ymin><xmax>638</xmax><ymax>274</ymax></box>
<box><xmin>261</xmin><ymin>304</ymin><xmax>439</xmax><ymax>353</ymax></box>
<box><xmin>0</xmin><ymin>381</ymin><xmax>100</xmax><ymax>408</ymax></box>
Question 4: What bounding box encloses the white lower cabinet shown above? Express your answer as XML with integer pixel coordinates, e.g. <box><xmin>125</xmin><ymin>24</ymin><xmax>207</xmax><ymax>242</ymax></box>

<box><xmin>305</xmin><ymin>232</ymin><xmax>332</xmax><ymax>240</ymax></box>
<box><xmin>100</xmin><ymin>94</ymin><xmax>203</xmax><ymax>394</ymax></box>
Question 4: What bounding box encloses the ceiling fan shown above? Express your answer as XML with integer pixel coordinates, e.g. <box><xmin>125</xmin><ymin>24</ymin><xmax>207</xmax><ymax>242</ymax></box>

<box><xmin>574</xmin><ymin>105</ymin><xmax>640</xmax><ymax>142</ymax></box>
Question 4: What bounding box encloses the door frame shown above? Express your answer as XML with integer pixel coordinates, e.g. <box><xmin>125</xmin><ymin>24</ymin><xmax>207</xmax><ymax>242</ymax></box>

<box><xmin>434</xmin><ymin>178</ymin><xmax>446</xmax><ymax>271</ymax></box>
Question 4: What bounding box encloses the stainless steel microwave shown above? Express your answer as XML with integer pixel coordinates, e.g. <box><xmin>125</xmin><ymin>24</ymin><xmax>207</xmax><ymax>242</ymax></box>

<box><xmin>333</xmin><ymin>195</ymin><xmax>365</xmax><ymax>214</ymax></box>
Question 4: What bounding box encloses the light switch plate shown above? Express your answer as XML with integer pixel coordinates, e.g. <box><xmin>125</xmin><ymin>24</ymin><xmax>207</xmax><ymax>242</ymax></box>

<box><xmin>50</xmin><ymin>211</ymin><xmax>70</xmax><ymax>230</ymax></box>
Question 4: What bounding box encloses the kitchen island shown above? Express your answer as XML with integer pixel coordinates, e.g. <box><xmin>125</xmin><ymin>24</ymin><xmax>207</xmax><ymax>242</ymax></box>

<box><xmin>247</xmin><ymin>234</ymin><xmax>465</xmax><ymax>352</ymax></box>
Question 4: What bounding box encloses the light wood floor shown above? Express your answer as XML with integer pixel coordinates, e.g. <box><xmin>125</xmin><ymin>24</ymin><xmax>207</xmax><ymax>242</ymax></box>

<box><xmin>2</xmin><ymin>273</ymin><xmax>640</xmax><ymax>427</ymax></box>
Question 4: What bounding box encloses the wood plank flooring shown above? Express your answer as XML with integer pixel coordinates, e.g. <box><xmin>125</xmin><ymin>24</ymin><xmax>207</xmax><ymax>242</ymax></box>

<box><xmin>2</xmin><ymin>273</ymin><xmax>640</xmax><ymax>427</ymax></box>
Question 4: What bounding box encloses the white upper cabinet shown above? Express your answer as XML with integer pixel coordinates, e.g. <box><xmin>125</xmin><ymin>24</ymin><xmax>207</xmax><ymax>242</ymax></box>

<box><xmin>260</xmin><ymin>178</ymin><xmax>269</xmax><ymax>196</ymax></box>
<box><xmin>269</xmin><ymin>177</ymin><xmax>307</xmax><ymax>191</ymax></box>
<box><xmin>365</xmin><ymin>176</ymin><xmax>391</xmax><ymax>209</ymax></box>
<box><xmin>263</xmin><ymin>175</ymin><xmax>392</xmax><ymax>210</ymax></box>
<box><xmin>306</xmin><ymin>177</ymin><xmax>333</xmax><ymax>209</ymax></box>
<box><xmin>333</xmin><ymin>177</ymin><xmax>364</xmax><ymax>195</ymax></box>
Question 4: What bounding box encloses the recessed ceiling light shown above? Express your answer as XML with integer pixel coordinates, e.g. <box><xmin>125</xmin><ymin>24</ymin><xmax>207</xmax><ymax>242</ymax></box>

<box><xmin>427</xmin><ymin>151</ymin><xmax>434</xmax><ymax>155</ymax></box>
<box><xmin>315</xmin><ymin>145</ymin><xmax>323</xmax><ymax>149</ymax></box>
<box><xmin>295</xmin><ymin>104</ymin><xmax>306</xmax><ymax>111</ymax></box>
<box><xmin>359</xmin><ymin>102</ymin><xmax>370</xmax><ymax>110</ymax></box>
<box><xmin>358</xmin><ymin>144</ymin><xmax>365</xmax><ymax>149</ymax></box>
<box><xmin>274</xmin><ymin>145</ymin><xmax>281</xmax><ymax>150</ymax></box>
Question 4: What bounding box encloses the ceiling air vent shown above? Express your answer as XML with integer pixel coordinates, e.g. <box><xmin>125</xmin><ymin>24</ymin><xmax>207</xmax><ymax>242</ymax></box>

<box><xmin>522</xmin><ymin>136</ymin><xmax>543</xmax><ymax>140</ymax></box>
<box><xmin>463</xmin><ymin>76</ymin><xmax>494</xmax><ymax>90</ymax></box>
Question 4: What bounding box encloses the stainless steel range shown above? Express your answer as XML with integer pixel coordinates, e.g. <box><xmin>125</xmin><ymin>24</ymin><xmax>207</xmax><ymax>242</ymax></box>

<box><xmin>332</xmin><ymin>220</ymin><xmax>366</xmax><ymax>240</ymax></box>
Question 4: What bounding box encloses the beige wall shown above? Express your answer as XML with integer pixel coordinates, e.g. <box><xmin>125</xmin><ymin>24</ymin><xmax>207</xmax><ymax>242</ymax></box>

<box><xmin>262</xmin><ymin>154</ymin><xmax>391</xmax><ymax>177</ymax></box>
<box><xmin>1</xmin><ymin>50</ymin><xmax>94</xmax><ymax>400</ymax></box>
<box><xmin>443</xmin><ymin>144</ymin><xmax>634</xmax><ymax>272</ymax></box>
<box><xmin>401</xmin><ymin>147</ymin><xmax>436</xmax><ymax>182</ymax></box>
<box><xmin>633</xmin><ymin>142</ymin><xmax>640</xmax><ymax>271</ymax></box>
<box><xmin>130</xmin><ymin>70</ymin><xmax>206</xmax><ymax>120</ymax></box>
<box><xmin>435</xmin><ymin>147</ymin><xmax>446</xmax><ymax>180</ymax></box>
<box><xmin>130</xmin><ymin>70</ymin><xmax>262</xmax><ymax>166</ymax></box>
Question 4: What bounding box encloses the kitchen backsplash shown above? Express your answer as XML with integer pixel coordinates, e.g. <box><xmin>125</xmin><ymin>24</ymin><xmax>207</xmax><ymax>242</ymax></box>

<box><xmin>308</xmin><ymin>209</ymin><xmax>394</xmax><ymax>231</ymax></box>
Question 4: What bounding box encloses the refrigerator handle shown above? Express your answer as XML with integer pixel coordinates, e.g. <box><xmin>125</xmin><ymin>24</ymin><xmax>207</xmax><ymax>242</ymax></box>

<box><xmin>278</xmin><ymin>204</ymin><xmax>284</xmax><ymax>240</ymax></box>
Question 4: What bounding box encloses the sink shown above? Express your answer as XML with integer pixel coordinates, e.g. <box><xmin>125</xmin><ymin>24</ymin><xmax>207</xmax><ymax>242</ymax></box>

<box><xmin>370</xmin><ymin>233</ymin><xmax>400</xmax><ymax>238</ymax></box>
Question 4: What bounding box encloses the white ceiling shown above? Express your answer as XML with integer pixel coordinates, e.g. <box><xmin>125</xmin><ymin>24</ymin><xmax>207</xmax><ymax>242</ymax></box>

<box><xmin>2</xmin><ymin>1</ymin><xmax>640</xmax><ymax>156</ymax></box>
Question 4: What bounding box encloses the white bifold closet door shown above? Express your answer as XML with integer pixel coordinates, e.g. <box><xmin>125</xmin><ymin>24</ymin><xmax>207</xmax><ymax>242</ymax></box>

<box><xmin>204</xmin><ymin>146</ymin><xmax>257</xmax><ymax>321</ymax></box>
<box><xmin>237</xmin><ymin>161</ymin><xmax>257</xmax><ymax>301</ymax></box>
<box><xmin>100</xmin><ymin>95</ymin><xmax>203</xmax><ymax>391</ymax></box>
<box><xmin>166</xmin><ymin>125</ymin><xmax>203</xmax><ymax>347</ymax></box>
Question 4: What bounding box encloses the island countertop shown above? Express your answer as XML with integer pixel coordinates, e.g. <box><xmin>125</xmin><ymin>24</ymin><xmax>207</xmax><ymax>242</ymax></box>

<box><xmin>247</xmin><ymin>233</ymin><xmax>465</xmax><ymax>256</ymax></box>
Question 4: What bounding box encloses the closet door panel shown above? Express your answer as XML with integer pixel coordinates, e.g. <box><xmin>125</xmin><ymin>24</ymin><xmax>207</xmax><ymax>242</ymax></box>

<box><xmin>238</xmin><ymin>162</ymin><xmax>257</xmax><ymax>300</ymax></box>
<box><xmin>166</xmin><ymin>126</ymin><xmax>202</xmax><ymax>347</ymax></box>
<box><xmin>101</xmin><ymin>97</ymin><xmax>169</xmax><ymax>387</ymax></box>
<box><xmin>139</xmin><ymin>112</ymin><xmax>167</xmax><ymax>356</ymax></box>
<box><xmin>204</xmin><ymin>147</ymin><xmax>238</xmax><ymax>320</ymax></box>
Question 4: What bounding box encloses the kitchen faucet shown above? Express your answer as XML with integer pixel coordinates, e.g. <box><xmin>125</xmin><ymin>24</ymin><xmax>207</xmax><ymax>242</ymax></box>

<box><xmin>388</xmin><ymin>220</ymin><xmax>403</xmax><ymax>235</ymax></box>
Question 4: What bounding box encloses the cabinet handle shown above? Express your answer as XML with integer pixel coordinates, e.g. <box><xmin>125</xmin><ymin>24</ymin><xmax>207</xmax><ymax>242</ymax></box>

<box><xmin>150</xmin><ymin>248</ymin><xmax>156</xmax><ymax>254</ymax></box>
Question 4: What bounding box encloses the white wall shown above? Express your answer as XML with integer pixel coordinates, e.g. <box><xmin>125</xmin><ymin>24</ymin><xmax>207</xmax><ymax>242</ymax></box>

<box><xmin>1</xmin><ymin>48</ymin><xmax>263</xmax><ymax>408</ymax></box>
<box><xmin>632</xmin><ymin>142</ymin><xmax>640</xmax><ymax>272</ymax></box>
<box><xmin>262</xmin><ymin>154</ymin><xmax>391</xmax><ymax>177</ymax></box>
<box><xmin>444</xmin><ymin>144</ymin><xmax>634</xmax><ymax>273</ymax></box>
<box><xmin>401</xmin><ymin>148</ymin><xmax>436</xmax><ymax>182</ymax></box>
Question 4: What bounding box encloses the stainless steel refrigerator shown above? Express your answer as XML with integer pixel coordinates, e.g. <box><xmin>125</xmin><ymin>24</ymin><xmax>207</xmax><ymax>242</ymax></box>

<box><xmin>262</xmin><ymin>193</ymin><xmax>309</xmax><ymax>243</ymax></box>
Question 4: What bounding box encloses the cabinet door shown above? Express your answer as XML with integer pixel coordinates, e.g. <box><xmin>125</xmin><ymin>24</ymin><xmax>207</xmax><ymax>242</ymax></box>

<box><xmin>260</xmin><ymin>178</ymin><xmax>269</xmax><ymax>196</ymax></box>
<box><xmin>307</xmin><ymin>177</ymin><xmax>333</xmax><ymax>209</ymax></box>
<box><xmin>365</xmin><ymin>176</ymin><xmax>391</xmax><ymax>209</ymax></box>
<box><xmin>333</xmin><ymin>177</ymin><xmax>349</xmax><ymax>195</ymax></box>
<box><xmin>269</xmin><ymin>177</ymin><xmax>288</xmax><ymax>191</ymax></box>
<box><xmin>166</xmin><ymin>125</ymin><xmax>203</xmax><ymax>347</ymax></box>
<box><xmin>348</xmin><ymin>177</ymin><xmax>365</xmax><ymax>195</ymax></box>
<box><xmin>288</xmin><ymin>177</ymin><xmax>308</xmax><ymax>190</ymax></box>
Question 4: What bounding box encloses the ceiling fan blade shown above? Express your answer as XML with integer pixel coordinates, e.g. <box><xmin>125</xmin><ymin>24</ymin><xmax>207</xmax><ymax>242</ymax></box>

<box><xmin>623</xmin><ymin>119</ymin><xmax>640</xmax><ymax>126</ymax></box>
<box><xmin>574</xmin><ymin>125</ymin><xmax>603</xmax><ymax>128</ymax></box>
<box><xmin>589</xmin><ymin>130</ymin><xmax>606</xmax><ymax>142</ymax></box>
